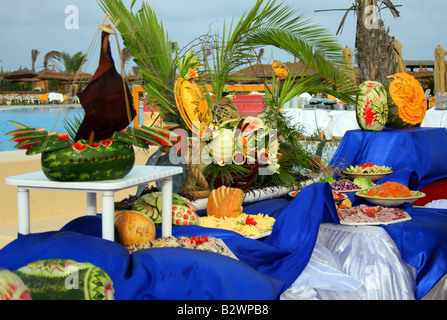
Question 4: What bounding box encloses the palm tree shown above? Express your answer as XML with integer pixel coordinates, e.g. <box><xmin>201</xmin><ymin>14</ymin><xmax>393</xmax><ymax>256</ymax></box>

<box><xmin>43</xmin><ymin>51</ymin><xmax>63</xmax><ymax>71</ymax></box>
<box><xmin>60</xmin><ymin>51</ymin><xmax>87</xmax><ymax>73</ymax></box>
<box><xmin>317</xmin><ymin>0</ymin><xmax>401</xmax><ymax>82</ymax></box>
<box><xmin>31</xmin><ymin>49</ymin><xmax>40</xmax><ymax>72</ymax></box>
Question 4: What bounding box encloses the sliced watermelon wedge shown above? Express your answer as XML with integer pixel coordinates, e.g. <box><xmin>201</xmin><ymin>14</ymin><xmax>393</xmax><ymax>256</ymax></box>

<box><xmin>139</xmin><ymin>125</ymin><xmax>173</xmax><ymax>146</ymax></box>
<box><xmin>151</xmin><ymin>125</ymin><xmax>177</xmax><ymax>138</ymax></box>
<box><xmin>126</xmin><ymin>127</ymin><xmax>160</xmax><ymax>146</ymax></box>
<box><xmin>26</xmin><ymin>135</ymin><xmax>70</xmax><ymax>155</ymax></box>
<box><xmin>8</xmin><ymin>120</ymin><xmax>30</xmax><ymax>130</ymax></box>
<box><xmin>162</xmin><ymin>122</ymin><xmax>182</xmax><ymax>130</ymax></box>
<box><xmin>113</xmin><ymin>131</ymin><xmax>148</xmax><ymax>149</ymax></box>
<box><xmin>9</xmin><ymin>130</ymin><xmax>48</xmax><ymax>143</ymax></box>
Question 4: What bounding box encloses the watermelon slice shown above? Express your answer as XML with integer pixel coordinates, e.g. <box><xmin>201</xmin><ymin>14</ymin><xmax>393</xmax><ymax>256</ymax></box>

<box><xmin>125</xmin><ymin>127</ymin><xmax>160</xmax><ymax>146</ymax></box>
<box><xmin>26</xmin><ymin>135</ymin><xmax>70</xmax><ymax>155</ymax></box>
<box><xmin>8</xmin><ymin>120</ymin><xmax>29</xmax><ymax>130</ymax></box>
<box><xmin>139</xmin><ymin>125</ymin><xmax>173</xmax><ymax>146</ymax></box>
<box><xmin>162</xmin><ymin>122</ymin><xmax>182</xmax><ymax>130</ymax></box>
<box><xmin>112</xmin><ymin>131</ymin><xmax>148</xmax><ymax>149</ymax></box>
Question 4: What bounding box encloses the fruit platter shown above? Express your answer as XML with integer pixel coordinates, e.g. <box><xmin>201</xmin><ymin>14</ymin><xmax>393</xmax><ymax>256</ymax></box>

<box><xmin>342</xmin><ymin>162</ymin><xmax>393</xmax><ymax>182</ymax></box>
<box><xmin>355</xmin><ymin>181</ymin><xmax>425</xmax><ymax>206</ymax></box>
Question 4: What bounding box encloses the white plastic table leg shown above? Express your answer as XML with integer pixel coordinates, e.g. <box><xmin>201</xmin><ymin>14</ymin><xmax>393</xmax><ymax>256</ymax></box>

<box><xmin>160</xmin><ymin>177</ymin><xmax>173</xmax><ymax>237</ymax></box>
<box><xmin>101</xmin><ymin>191</ymin><xmax>115</xmax><ymax>241</ymax></box>
<box><xmin>17</xmin><ymin>187</ymin><xmax>30</xmax><ymax>235</ymax></box>
<box><xmin>86</xmin><ymin>192</ymin><xmax>97</xmax><ymax>216</ymax></box>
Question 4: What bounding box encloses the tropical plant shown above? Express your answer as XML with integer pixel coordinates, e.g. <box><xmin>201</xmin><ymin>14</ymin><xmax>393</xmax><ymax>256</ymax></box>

<box><xmin>202</xmin><ymin>0</ymin><xmax>358</xmax><ymax>104</ymax></box>
<box><xmin>317</xmin><ymin>0</ymin><xmax>401</xmax><ymax>82</ymax></box>
<box><xmin>60</xmin><ymin>51</ymin><xmax>87</xmax><ymax>73</ymax></box>
<box><xmin>43</xmin><ymin>51</ymin><xmax>63</xmax><ymax>71</ymax></box>
<box><xmin>31</xmin><ymin>49</ymin><xmax>40</xmax><ymax>72</ymax></box>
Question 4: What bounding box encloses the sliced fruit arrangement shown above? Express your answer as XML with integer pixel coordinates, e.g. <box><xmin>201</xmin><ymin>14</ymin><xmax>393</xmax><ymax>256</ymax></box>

<box><xmin>6</xmin><ymin>121</ymin><xmax>181</xmax><ymax>182</ymax></box>
<box><xmin>343</xmin><ymin>162</ymin><xmax>392</xmax><ymax>174</ymax></box>
<box><xmin>132</xmin><ymin>191</ymin><xmax>199</xmax><ymax>226</ymax></box>
<box><xmin>6</xmin><ymin>120</ymin><xmax>181</xmax><ymax>155</ymax></box>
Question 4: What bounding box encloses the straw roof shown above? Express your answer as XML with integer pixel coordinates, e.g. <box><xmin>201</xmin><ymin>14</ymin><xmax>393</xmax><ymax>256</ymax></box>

<box><xmin>65</xmin><ymin>70</ymin><xmax>92</xmax><ymax>83</ymax></box>
<box><xmin>3</xmin><ymin>67</ymin><xmax>38</xmax><ymax>80</ymax></box>
<box><xmin>37</xmin><ymin>66</ymin><xmax>69</xmax><ymax>81</ymax></box>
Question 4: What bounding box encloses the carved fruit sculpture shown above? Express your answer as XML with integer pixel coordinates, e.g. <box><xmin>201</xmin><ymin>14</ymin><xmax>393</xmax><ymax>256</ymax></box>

<box><xmin>356</xmin><ymin>81</ymin><xmax>388</xmax><ymax>131</ymax></box>
<box><xmin>383</xmin><ymin>72</ymin><xmax>427</xmax><ymax>128</ymax></box>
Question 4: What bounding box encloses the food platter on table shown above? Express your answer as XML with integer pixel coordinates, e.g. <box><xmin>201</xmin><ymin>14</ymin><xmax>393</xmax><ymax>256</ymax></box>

<box><xmin>355</xmin><ymin>190</ymin><xmax>425</xmax><ymax>206</ymax></box>
<box><xmin>341</xmin><ymin>162</ymin><xmax>393</xmax><ymax>182</ymax></box>
<box><xmin>337</xmin><ymin>204</ymin><xmax>412</xmax><ymax>226</ymax></box>
<box><xmin>342</xmin><ymin>172</ymin><xmax>393</xmax><ymax>183</ymax></box>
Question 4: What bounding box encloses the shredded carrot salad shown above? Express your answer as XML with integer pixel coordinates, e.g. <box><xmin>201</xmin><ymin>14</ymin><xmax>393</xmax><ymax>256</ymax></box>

<box><xmin>366</xmin><ymin>181</ymin><xmax>412</xmax><ymax>198</ymax></box>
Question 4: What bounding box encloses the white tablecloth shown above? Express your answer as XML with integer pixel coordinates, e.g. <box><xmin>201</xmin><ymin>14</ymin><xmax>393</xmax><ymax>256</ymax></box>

<box><xmin>281</xmin><ymin>223</ymin><xmax>417</xmax><ymax>300</ymax></box>
<box><xmin>283</xmin><ymin>107</ymin><xmax>447</xmax><ymax>140</ymax></box>
<box><xmin>48</xmin><ymin>92</ymin><xmax>64</xmax><ymax>102</ymax></box>
<box><xmin>421</xmin><ymin>108</ymin><xmax>447</xmax><ymax>128</ymax></box>
<box><xmin>282</xmin><ymin>109</ymin><xmax>360</xmax><ymax>140</ymax></box>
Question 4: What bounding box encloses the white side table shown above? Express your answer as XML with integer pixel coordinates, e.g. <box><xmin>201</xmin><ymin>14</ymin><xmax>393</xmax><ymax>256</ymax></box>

<box><xmin>5</xmin><ymin>165</ymin><xmax>183</xmax><ymax>241</ymax></box>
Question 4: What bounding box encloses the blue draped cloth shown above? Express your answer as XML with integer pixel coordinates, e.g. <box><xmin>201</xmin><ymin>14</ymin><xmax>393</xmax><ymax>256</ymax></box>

<box><xmin>0</xmin><ymin>180</ymin><xmax>446</xmax><ymax>299</ymax></box>
<box><xmin>0</xmin><ymin>183</ymin><xmax>338</xmax><ymax>300</ymax></box>
<box><xmin>330</xmin><ymin>127</ymin><xmax>447</xmax><ymax>189</ymax></box>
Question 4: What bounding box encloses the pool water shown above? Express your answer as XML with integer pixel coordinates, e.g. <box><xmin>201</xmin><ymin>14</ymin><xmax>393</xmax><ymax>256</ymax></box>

<box><xmin>0</xmin><ymin>106</ymin><xmax>144</xmax><ymax>152</ymax></box>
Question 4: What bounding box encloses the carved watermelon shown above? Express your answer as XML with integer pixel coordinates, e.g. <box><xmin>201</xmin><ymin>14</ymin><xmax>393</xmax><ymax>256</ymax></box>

<box><xmin>383</xmin><ymin>72</ymin><xmax>428</xmax><ymax>128</ymax></box>
<box><xmin>6</xmin><ymin>121</ymin><xmax>181</xmax><ymax>182</ymax></box>
<box><xmin>14</xmin><ymin>259</ymin><xmax>114</xmax><ymax>300</ymax></box>
<box><xmin>0</xmin><ymin>269</ymin><xmax>32</xmax><ymax>300</ymax></box>
<box><xmin>41</xmin><ymin>140</ymin><xmax>135</xmax><ymax>182</ymax></box>
<box><xmin>356</xmin><ymin>81</ymin><xmax>388</xmax><ymax>131</ymax></box>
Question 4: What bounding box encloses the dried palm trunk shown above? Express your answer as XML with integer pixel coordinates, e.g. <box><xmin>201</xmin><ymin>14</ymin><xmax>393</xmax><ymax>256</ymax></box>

<box><xmin>355</xmin><ymin>0</ymin><xmax>397</xmax><ymax>82</ymax></box>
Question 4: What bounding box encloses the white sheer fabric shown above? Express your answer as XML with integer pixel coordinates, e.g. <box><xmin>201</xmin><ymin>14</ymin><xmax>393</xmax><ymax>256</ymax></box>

<box><xmin>281</xmin><ymin>223</ymin><xmax>417</xmax><ymax>300</ymax></box>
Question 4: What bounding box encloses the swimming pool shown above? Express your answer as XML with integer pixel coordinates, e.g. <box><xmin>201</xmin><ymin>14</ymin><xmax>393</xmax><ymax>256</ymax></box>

<box><xmin>0</xmin><ymin>106</ymin><xmax>144</xmax><ymax>152</ymax></box>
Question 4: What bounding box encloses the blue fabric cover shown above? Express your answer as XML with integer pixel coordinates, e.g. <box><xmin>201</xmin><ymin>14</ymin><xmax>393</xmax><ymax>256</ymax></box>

<box><xmin>0</xmin><ymin>180</ymin><xmax>445</xmax><ymax>300</ymax></box>
<box><xmin>0</xmin><ymin>183</ymin><xmax>338</xmax><ymax>300</ymax></box>
<box><xmin>330</xmin><ymin>127</ymin><xmax>447</xmax><ymax>189</ymax></box>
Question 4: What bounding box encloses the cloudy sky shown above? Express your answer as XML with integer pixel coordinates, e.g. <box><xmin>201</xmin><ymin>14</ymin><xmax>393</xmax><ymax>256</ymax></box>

<box><xmin>1</xmin><ymin>0</ymin><xmax>446</xmax><ymax>74</ymax></box>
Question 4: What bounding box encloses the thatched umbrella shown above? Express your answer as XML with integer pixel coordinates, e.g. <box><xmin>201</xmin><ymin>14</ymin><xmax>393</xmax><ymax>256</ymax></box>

<box><xmin>393</xmin><ymin>39</ymin><xmax>407</xmax><ymax>73</ymax></box>
<box><xmin>37</xmin><ymin>66</ymin><xmax>69</xmax><ymax>91</ymax></box>
<box><xmin>3</xmin><ymin>67</ymin><xmax>39</xmax><ymax>93</ymax></box>
<box><xmin>37</xmin><ymin>66</ymin><xmax>68</xmax><ymax>81</ymax></box>
<box><xmin>3</xmin><ymin>67</ymin><xmax>37</xmax><ymax>81</ymax></box>
<box><xmin>434</xmin><ymin>45</ymin><xmax>447</xmax><ymax>93</ymax></box>
<box><xmin>342</xmin><ymin>45</ymin><xmax>356</xmax><ymax>83</ymax></box>
<box><xmin>65</xmin><ymin>70</ymin><xmax>92</xmax><ymax>83</ymax></box>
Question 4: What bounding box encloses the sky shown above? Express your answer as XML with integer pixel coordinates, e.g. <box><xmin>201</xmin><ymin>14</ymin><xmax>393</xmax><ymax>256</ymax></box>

<box><xmin>1</xmin><ymin>0</ymin><xmax>446</xmax><ymax>75</ymax></box>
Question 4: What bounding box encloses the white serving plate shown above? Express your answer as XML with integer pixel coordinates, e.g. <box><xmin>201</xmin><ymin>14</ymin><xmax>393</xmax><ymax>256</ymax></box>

<box><xmin>355</xmin><ymin>191</ymin><xmax>425</xmax><ymax>206</ymax></box>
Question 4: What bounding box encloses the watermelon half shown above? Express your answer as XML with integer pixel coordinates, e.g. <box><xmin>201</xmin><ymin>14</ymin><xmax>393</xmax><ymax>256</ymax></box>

<box><xmin>356</xmin><ymin>81</ymin><xmax>388</xmax><ymax>131</ymax></box>
<box><xmin>41</xmin><ymin>140</ymin><xmax>135</xmax><ymax>182</ymax></box>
